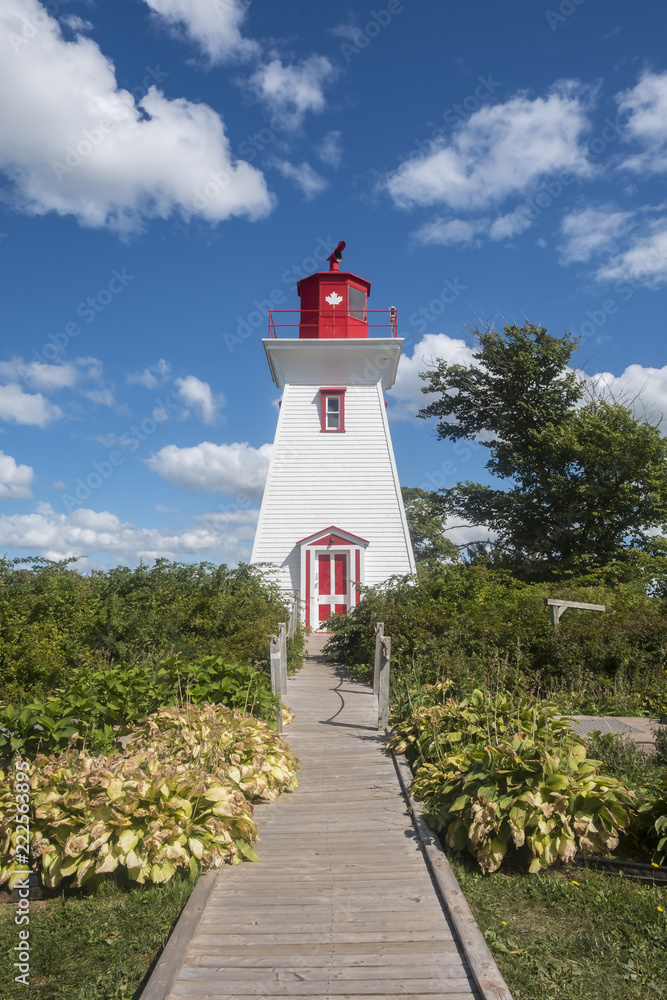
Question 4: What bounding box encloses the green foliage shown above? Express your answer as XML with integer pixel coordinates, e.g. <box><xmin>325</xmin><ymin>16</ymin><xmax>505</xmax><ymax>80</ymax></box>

<box><xmin>411</xmin><ymin>736</ymin><xmax>635</xmax><ymax>874</ymax></box>
<box><xmin>388</xmin><ymin>687</ymin><xmax>577</xmax><ymax>767</ymax></box>
<box><xmin>127</xmin><ymin>703</ymin><xmax>299</xmax><ymax>803</ymax></box>
<box><xmin>0</xmin><ymin>558</ymin><xmax>301</xmax><ymax>702</ymax></box>
<box><xmin>634</xmin><ymin>776</ymin><xmax>667</xmax><ymax>866</ymax></box>
<box><xmin>0</xmin><ymin>746</ymin><xmax>259</xmax><ymax>892</ymax></box>
<box><xmin>401</xmin><ymin>487</ymin><xmax>459</xmax><ymax>567</ymax></box>
<box><xmin>324</xmin><ymin>564</ymin><xmax>667</xmax><ymax>714</ymax></box>
<box><xmin>0</xmin><ymin>705</ymin><xmax>300</xmax><ymax>892</ymax></box>
<box><xmin>417</xmin><ymin>324</ymin><xmax>667</xmax><ymax>575</ymax></box>
<box><xmin>0</xmin><ymin>655</ymin><xmax>280</xmax><ymax>759</ymax></box>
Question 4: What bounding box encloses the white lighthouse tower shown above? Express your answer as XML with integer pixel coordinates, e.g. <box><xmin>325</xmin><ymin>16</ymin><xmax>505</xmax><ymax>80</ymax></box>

<box><xmin>251</xmin><ymin>241</ymin><xmax>415</xmax><ymax>630</ymax></box>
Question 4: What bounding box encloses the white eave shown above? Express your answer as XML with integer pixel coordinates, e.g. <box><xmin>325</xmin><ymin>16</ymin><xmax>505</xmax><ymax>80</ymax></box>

<box><xmin>262</xmin><ymin>338</ymin><xmax>403</xmax><ymax>390</ymax></box>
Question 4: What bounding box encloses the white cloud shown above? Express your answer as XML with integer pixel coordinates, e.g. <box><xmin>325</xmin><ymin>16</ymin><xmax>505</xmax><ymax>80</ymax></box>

<box><xmin>248</xmin><ymin>55</ymin><xmax>337</xmax><ymax>128</ymax></box>
<box><xmin>412</xmin><ymin>217</ymin><xmax>488</xmax><ymax>247</ymax></box>
<box><xmin>488</xmin><ymin>206</ymin><xmax>534</xmax><ymax>241</ymax></box>
<box><xmin>142</xmin><ymin>0</ymin><xmax>259</xmax><ymax>64</ymax></box>
<box><xmin>0</xmin><ymin>452</ymin><xmax>33</xmax><ymax>500</ymax></box>
<box><xmin>127</xmin><ymin>358</ymin><xmax>171</xmax><ymax>388</ymax></box>
<box><xmin>594</xmin><ymin>220</ymin><xmax>667</xmax><ymax>285</ymax></box>
<box><xmin>271</xmin><ymin>159</ymin><xmax>327</xmax><ymax>199</ymax></box>
<box><xmin>0</xmin><ymin>0</ymin><xmax>272</xmax><ymax>233</ymax></box>
<box><xmin>559</xmin><ymin>206</ymin><xmax>634</xmax><ymax>264</ymax></box>
<box><xmin>0</xmin><ymin>357</ymin><xmax>81</xmax><ymax>390</ymax></box>
<box><xmin>175</xmin><ymin>376</ymin><xmax>224</xmax><ymax>425</ymax></box>
<box><xmin>388</xmin><ymin>333</ymin><xmax>478</xmax><ymax>421</ymax></box>
<box><xmin>0</xmin><ymin>503</ymin><xmax>259</xmax><ymax>564</ymax></box>
<box><xmin>145</xmin><ymin>440</ymin><xmax>272</xmax><ymax>499</ymax></box>
<box><xmin>581</xmin><ymin>364</ymin><xmax>667</xmax><ymax>431</ymax></box>
<box><xmin>385</xmin><ymin>82</ymin><xmax>593</xmax><ymax>212</ymax></box>
<box><xmin>317</xmin><ymin>130</ymin><xmax>343</xmax><ymax>168</ymax></box>
<box><xmin>617</xmin><ymin>70</ymin><xmax>667</xmax><ymax>174</ymax></box>
<box><xmin>0</xmin><ymin>383</ymin><xmax>62</xmax><ymax>426</ymax></box>
<box><xmin>60</xmin><ymin>15</ymin><xmax>92</xmax><ymax>33</ymax></box>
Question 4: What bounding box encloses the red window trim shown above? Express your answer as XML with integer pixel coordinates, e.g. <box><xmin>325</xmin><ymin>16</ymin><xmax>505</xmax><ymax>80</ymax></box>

<box><xmin>320</xmin><ymin>387</ymin><xmax>346</xmax><ymax>433</ymax></box>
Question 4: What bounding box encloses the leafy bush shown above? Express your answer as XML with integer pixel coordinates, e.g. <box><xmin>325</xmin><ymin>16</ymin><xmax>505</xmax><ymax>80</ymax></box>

<box><xmin>388</xmin><ymin>687</ymin><xmax>577</xmax><ymax>768</ymax></box>
<box><xmin>127</xmin><ymin>703</ymin><xmax>299</xmax><ymax>803</ymax></box>
<box><xmin>1</xmin><ymin>701</ymin><xmax>300</xmax><ymax>892</ymax></box>
<box><xmin>634</xmin><ymin>777</ymin><xmax>667</xmax><ymax>866</ymax></box>
<box><xmin>0</xmin><ymin>748</ymin><xmax>258</xmax><ymax>892</ymax></box>
<box><xmin>324</xmin><ymin>564</ymin><xmax>667</xmax><ymax>714</ymax></box>
<box><xmin>410</xmin><ymin>736</ymin><xmax>635</xmax><ymax>874</ymax></box>
<box><xmin>0</xmin><ymin>655</ymin><xmax>280</xmax><ymax>759</ymax></box>
<box><xmin>0</xmin><ymin>558</ymin><xmax>302</xmax><ymax>702</ymax></box>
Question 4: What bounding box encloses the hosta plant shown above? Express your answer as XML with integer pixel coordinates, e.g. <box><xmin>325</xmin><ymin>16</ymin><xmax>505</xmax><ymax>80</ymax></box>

<box><xmin>411</xmin><ymin>736</ymin><xmax>635</xmax><ymax>874</ymax></box>
<box><xmin>388</xmin><ymin>688</ymin><xmax>576</xmax><ymax>767</ymax></box>
<box><xmin>127</xmin><ymin>703</ymin><xmax>299</xmax><ymax>802</ymax></box>
<box><xmin>0</xmin><ymin>747</ymin><xmax>258</xmax><ymax>892</ymax></box>
<box><xmin>634</xmin><ymin>777</ymin><xmax>667</xmax><ymax>866</ymax></box>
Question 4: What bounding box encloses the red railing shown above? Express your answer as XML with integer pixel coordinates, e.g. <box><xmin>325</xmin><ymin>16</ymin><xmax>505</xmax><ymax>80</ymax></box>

<box><xmin>267</xmin><ymin>309</ymin><xmax>399</xmax><ymax>338</ymax></box>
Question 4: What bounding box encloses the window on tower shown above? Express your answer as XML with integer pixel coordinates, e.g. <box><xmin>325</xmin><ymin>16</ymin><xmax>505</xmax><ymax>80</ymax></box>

<box><xmin>348</xmin><ymin>285</ymin><xmax>367</xmax><ymax>322</ymax></box>
<box><xmin>320</xmin><ymin>388</ymin><xmax>346</xmax><ymax>433</ymax></box>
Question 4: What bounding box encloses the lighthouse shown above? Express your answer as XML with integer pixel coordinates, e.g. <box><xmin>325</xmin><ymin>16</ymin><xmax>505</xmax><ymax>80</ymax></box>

<box><xmin>251</xmin><ymin>242</ymin><xmax>416</xmax><ymax>630</ymax></box>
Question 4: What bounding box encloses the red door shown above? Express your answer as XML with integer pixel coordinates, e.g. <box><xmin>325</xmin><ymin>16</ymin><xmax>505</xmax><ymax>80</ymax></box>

<box><xmin>317</xmin><ymin>553</ymin><xmax>348</xmax><ymax>626</ymax></box>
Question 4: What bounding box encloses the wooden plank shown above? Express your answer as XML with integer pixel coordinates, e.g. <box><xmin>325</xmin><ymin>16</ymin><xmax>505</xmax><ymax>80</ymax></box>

<box><xmin>545</xmin><ymin>598</ymin><xmax>605</xmax><ymax>611</ymax></box>
<box><xmin>171</xmin><ymin>979</ymin><xmax>475</xmax><ymax>997</ymax></box>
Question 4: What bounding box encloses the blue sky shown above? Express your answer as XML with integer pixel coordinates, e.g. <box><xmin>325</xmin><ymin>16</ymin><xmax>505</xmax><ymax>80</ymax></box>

<box><xmin>1</xmin><ymin>0</ymin><xmax>666</xmax><ymax>568</ymax></box>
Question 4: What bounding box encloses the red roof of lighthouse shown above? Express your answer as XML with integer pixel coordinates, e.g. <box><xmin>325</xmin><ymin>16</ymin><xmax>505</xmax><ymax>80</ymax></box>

<box><xmin>296</xmin><ymin>241</ymin><xmax>371</xmax><ymax>339</ymax></box>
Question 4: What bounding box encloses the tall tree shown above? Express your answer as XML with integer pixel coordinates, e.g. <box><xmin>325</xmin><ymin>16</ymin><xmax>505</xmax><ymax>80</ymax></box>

<box><xmin>401</xmin><ymin>487</ymin><xmax>459</xmax><ymax>567</ymax></box>
<box><xmin>418</xmin><ymin>324</ymin><xmax>667</xmax><ymax>573</ymax></box>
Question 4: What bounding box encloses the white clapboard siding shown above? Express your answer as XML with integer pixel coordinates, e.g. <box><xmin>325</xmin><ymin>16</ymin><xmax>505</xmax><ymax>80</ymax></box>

<box><xmin>251</xmin><ymin>379</ymin><xmax>415</xmax><ymax>594</ymax></box>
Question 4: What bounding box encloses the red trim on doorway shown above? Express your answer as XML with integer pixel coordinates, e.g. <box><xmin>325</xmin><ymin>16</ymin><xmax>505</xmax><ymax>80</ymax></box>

<box><xmin>355</xmin><ymin>549</ymin><xmax>361</xmax><ymax>604</ymax></box>
<box><xmin>305</xmin><ymin>549</ymin><xmax>311</xmax><ymax>628</ymax></box>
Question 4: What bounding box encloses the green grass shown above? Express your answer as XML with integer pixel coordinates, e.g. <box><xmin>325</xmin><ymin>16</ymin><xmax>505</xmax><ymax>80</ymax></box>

<box><xmin>0</xmin><ymin>872</ymin><xmax>196</xmax><ymax>999</ymax></box>
<box><xmin>450</xmin><ymin>854</ymin><xmax>667</xmax><ymax>1000</ymax></box>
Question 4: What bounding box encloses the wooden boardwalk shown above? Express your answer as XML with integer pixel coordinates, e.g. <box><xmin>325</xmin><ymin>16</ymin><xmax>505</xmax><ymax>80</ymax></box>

<box><xmin>154</xmin><ymin>642</ymin><xmax>482</xmax><ymax>999</ymax></box>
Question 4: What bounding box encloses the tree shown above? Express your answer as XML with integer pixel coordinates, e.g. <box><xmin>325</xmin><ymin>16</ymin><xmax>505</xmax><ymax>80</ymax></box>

<box><xmin>418</xmin><ymin>323</ymin><xmax>667</xmax><ymax>575</ymax></box>
<box><xmin>401</xmin><ymin>487</ymin><xmax>459</xmax><ymax>567</ymax></box>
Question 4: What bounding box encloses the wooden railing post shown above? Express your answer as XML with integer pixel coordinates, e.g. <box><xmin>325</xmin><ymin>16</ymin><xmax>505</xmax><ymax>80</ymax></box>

<box><xmin>269</xmin><ymin>634</ymin><xmax>283</xmax><ymax>734</ymax></box>
<box><xmin>373</xmin><ymin>622</ymin><xmax>384</xmax><ymax>695</ymax></box>
<box><xmin>287</xmin><ymin>600</ymin><xmax>296</xmax><ymax>639</ymax></box>
<box><xmin>278</xmin><ymin>622</ymin><xmax>288</xmax><ymax>694</ymax></box>
<box><xmin>377</xmin><ymin>635</ymin><xmax>391</xmax><ymax>732</ymax></box>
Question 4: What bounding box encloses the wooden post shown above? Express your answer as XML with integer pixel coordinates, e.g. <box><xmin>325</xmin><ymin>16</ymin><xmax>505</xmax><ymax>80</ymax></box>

<box><xmin>268</xmin><ymin>634</ymin><xmax>283</xmax><ymax>734</ymax></box>
<box><xmin>373</xmin><ymin>622</ymin><xmax>384</xmax><ymax>695</ymax></box>
<box><xmin>545</xmin><ymin>598</ymin><xmax>605</xmax><ymax>628</ymax></box>
<box><xmin>377</xmin><ymin>635</ymin><xmax>390</xmax><ymax>732</ymax></box>
<box><xmin>278</xmin><ymin>622</ymin><xmax>288</xmax><ymax>694</ymax></box>
<box><xmin>287</xmin><ymin>600</ymin><xmax>296</xmax><ymax>639</ymax></box>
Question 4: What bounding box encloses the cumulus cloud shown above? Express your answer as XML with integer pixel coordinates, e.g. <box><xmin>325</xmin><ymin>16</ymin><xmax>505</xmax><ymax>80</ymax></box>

<box><xmin>388</xmin><ymin>333</ymin><xmax>478</xmax><ymax>421</ymax></box>
<box><xmin>145</xmin><ymin>441</ymin><xmax>272</xmax><ymax>499</ymax></box>
<box><xmin>0</xmin><ymin>504</ymin><xmax>259</xmax><ymax>564</ymax></box>
<box><xmin>271</xmin><ymin>159</ymin><xmax>327</xmax><ymax>199</ymax></box>
<box><xmin>127</xmin><ymin>358</ymin><xmax>172</xmax><ymax>388</ymax></box>
<box><xmin>581</xmin><ymin>364</ymin><xmax>667</xmax><ymax>430</ymax></box>
<box><xmin>594</xmin><ymin>220</ymin><xmax>667</xmax><ymax>286</ymax></box>
<box><xmin>317</xmin><ymin>130</ymin><xmax>343</xmax><ymax>168</ymax></box>
<box><xmin>248</xmin><ymin>55</ymin><xmax>338</xmax><ymax>128</ymax></box>
<box><xmin>0</xmin><ymin>357</ymin><xmax>81</xmax><ymax>390</ymax></box>
<box><xmin>142</xmin><ymin>0</ymin><xmax>259</xmax><ymax>63</ymax></box>
<box><xmin>175</xmin><ymin>376</ymin><xmax>224</xmax><ymax>425</ymax></box>
<box><xmin>0</xmin><ymin>0</ymin><xmax>272</xmax><ymax>233</ymax></box>
<box><xmin>385</xmin><ymin>82</ymin><xmax>593</xmax><ymax>212</ymax></box>
<box><xmin>412</xmin><ymin>218</ymin><xmax>488</xmax><ymax>247</ymax></box>
<box><xmin>617</xmin><ymin>70</ymin><xmax>667</xmax><ymax>174</ymax></box>
<box><xmin>559</xmin><ymin>206</ymin><xmax>634</xmax><ymax>265</ymax></box>
<box><xmin>0</xmin><ymin>451</ymin><xmax>33</xmax><ymax>500</ymax></box>
<box><xmin>0</xmin><ymin>383</ymin><xmax>62</xmax><ymax>426</ymax></box>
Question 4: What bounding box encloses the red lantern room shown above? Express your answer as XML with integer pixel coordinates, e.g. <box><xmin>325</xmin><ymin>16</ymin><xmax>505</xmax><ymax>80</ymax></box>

<box><xmin>296</xmin><ymin>241</ymin><xmax>372</xmax><ymax>339</ymax></box>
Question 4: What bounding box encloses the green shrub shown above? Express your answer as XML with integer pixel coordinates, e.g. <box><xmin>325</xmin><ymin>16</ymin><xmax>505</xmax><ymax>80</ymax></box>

<box><xmin>0</xmin><ymin>748</ymin><xmax>258</xmax><ymax>892</ymax></box>
<box><xmin>388</xmin><ymin>687</ymin><xmax>577</xmax><ymax>768</ymax></box>
<box><xmin>127</xmin><ymin>703</ymin><xmax>299</xmax><ymax>803</ymax></box>
<box><xmin>634</xmin><ymin>778</ymin><xmax>667</xmax><ymax>866</ymax></box>
<box><xmin>411</xmin><ymin>737</ymin><xmax>635</xmax><ymax>874</ymax></box>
